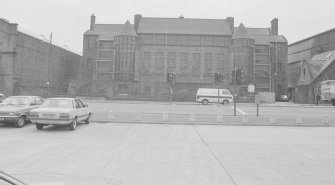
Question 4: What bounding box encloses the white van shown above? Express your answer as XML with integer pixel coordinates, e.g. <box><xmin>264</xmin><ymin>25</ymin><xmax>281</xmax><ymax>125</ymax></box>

<box><xmin>196</xmin><ymin>88</ymin><xmax>234</xmax><ymax>105</ymax></box>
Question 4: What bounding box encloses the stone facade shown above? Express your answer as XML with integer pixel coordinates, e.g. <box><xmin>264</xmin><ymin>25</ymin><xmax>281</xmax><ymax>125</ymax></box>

<box><xmin>81</xmin><ymin>14</ymin><xmax>288</xmax><ymax>101</ymax></box>
<box><xmin>0</xmin><ymin>18</ymin><xmax>81</xmax><ymax>97</ymax></box>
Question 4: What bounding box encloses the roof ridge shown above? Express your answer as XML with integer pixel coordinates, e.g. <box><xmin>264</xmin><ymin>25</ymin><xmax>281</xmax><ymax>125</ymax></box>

<box><xmin>142</xmin><ymin>17</ymin><xmax>228</xmax><ymax>21</ymax></box>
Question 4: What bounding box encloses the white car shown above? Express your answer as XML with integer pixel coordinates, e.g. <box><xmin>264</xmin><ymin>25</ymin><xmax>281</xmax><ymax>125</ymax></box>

<box><xmin>29</xmin><ymin>98</ymin><xmax>92</xmax><ymax>130</ymax></box>
<box><xmin>196</xmin><ymin>88</ymin><xmax>234</xmax><ymax>105</ymax></box>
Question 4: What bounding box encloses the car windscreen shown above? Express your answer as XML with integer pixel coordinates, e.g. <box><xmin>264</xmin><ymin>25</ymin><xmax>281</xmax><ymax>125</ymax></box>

<box><xmin>40</xmin><ymin>99</ymin><xmax>73</xmax><ymax>109</ymax></box>
<box><xmin>2</xmin><ymin>97</ymin><xmax>30</xmax><ymax>105</ymax></box>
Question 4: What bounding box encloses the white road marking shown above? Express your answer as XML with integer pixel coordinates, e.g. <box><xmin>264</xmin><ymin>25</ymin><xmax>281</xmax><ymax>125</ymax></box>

<box><xmin>230</xmin><ymin>106</ymin><xmax>246</xmax><ymax>115</ymax></box>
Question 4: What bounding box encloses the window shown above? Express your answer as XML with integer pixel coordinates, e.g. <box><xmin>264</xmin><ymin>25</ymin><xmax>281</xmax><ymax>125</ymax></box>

<box><xmin>190</xmin><ymin>36</ymin><xmax>201</xmax><ymax>45</ymax></box>
<box><xmin>192</xmin><ymin>53</ymin><xmax>201</xmax><ymax>72</ymax></box>
<box><xmin>154</xmin><ymin>35</ymin><xmax>165</xmax><ymax>44</ymax></box>
<box><xmin>87</xmin><ymin>39</ymin><xmax>95</xmax><ymax>48</ymax></box>
<box><xmin>98</xmin><ymin>51</ymin><xmax>114</xmax><ymax>58</ymax></box>
<box><xmin>144</xmin><ymin>85</ymin><xmax>151</xmax><ymax>93</ymax></box>
<box><xmin>204</xmin><ymin>53</ymin><xmax>212</xmax><ymax>72</ymax></box>
<box><xmin>100</xmin><ymin>41</ymin><xmax>113</xmax><ymax>48</ymax></box>
<box><xmin>75</xmin><ymin>99</ymin><xmax>82</xmax><ymax>109</ymax></box>
<box><xmin>217</xmin><ymin>53</ymin><xmax>224</xmax><ymax>70</ymax></box>
<box><xmin>168</xmin><ymin>52</ymin><xmax>176</xmax><ymax>68</ymax></box>
<box><xmin>204</xmin><ymin>36</ymin><xmax>213</xmax><ymax>46</ymax></box>
<box><xmin>179</xmin><ymin>35</ymin><xmax>189</xmax><ymax>45</ymax></box>
<box><xmin>214</xmin><ymin>37</ymin><xmax>225</xmax><ymax>46</ymax></box>
<box><xmin>155</xmin><ymin>52</ymin><xmax>164</xmax><ymax>69</ymax></box>
<box><xmin>142</xmin><ymin>35</ymin><xmax>153</xmax><ymax>44</ymax></box>
<box><xmin>36</xmin><ymin>98</ymin><xmax>43</xmax><ymax>105</ymax></box>
<box><xmin>255</xmin><ymin>45</ymin><xmax>269</xmax><ymax>53</ymax></box>
<box><xmin>180</xmin><ymin>52</ymin><xmax>188</xmax><ymax>70</ymax></box>
<box><xmin>167</xmin><ymin>35</ymin><xmax>177</xmax><ymax>45</ymax></box>
<box><xmin>143</xmin><ymin>52</ymin><xmax>152</xmax><ymax>71</ymax></box>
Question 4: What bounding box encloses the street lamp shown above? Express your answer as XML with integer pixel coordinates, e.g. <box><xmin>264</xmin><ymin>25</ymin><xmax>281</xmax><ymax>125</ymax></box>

<box><xmin>46</xmin><ymin>81</ymin><xmax>50</xmax><ymax>98</ymax></box>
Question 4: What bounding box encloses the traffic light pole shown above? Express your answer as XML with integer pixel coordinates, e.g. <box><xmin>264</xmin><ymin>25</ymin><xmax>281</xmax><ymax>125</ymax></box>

<box><xmin>234</xmin><ymin>64</ymin><xmax>237</xmax><ymax>116</ymax></box>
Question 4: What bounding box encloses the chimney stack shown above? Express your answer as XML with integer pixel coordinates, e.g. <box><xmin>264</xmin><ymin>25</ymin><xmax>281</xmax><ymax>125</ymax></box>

<box><xmin>226</xmin><ymin>17</ymin><xmax>234</xmax><ymax>35</ymax></box>
<box><xmin>134</xmin><ymin>14</ymin><xmax>142</xmax><ymax>32</ymax></box>
<box><xmin>90</xmin><ymin>14</ymin><xmax>96</xmax><ymax>31</ymax></box>
<box><xmin>271</xmin><ymin>18</ymin><xmax>278</xmax><ymax>36</ymax></box>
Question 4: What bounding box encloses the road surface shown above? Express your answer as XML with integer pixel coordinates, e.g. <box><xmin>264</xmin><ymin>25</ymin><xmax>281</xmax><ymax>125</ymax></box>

<box><xmin>1</xmin><ymin>122</ymin><xmax>335</xmax><ymax>185</ymax></box>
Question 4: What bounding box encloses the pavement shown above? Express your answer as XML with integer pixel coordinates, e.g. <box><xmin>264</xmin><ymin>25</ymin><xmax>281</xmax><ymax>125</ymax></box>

<box><xmin>1</xmin><ymin>122</ymin><xmax>335</xmax><ymax>185</ymax></box>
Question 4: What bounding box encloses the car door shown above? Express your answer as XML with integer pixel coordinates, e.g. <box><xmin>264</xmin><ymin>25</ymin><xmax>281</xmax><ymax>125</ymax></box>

<box><xmin>74</xmin><ymin>99</ymin><xmax>85</xmax><ymax>121</ymax></box>
<box><xmin>77</xmin><ymin>99</ymin><xmax>89</xmax><ymax>119</ymax></box>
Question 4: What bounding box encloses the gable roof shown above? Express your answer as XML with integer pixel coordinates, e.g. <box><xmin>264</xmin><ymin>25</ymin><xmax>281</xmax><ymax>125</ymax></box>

<box><xmin>307</xmin><ymin>50</ymin><xmax>335</xmax><ymax>83</ymax></box>
<box><xmin>84</xmin><ymin>24</ymin><xmax>127</xmax><ymax>41</ymax></box>
<box><xmin>233</xmin><ymin>23</ymin><xmax>248</xmax><ymax>39</ymax></box>
<box><xmin>117</xmin><ymin>20</ymin><xmax>137</xmax><ymax>36</ymax></box>
<box><xmin>137</xmin><ymin>17</ymin><xmax>232</xmax><ymax>35</ymax></box>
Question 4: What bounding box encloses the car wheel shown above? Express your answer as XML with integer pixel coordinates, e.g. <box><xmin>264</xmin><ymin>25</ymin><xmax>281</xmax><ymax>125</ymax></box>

<box><xmin>222</xmin><ymin>100</ymin><xmax>229</xmax><ymax>105</ymax></box>
<box><xmin>14</xmin><ymin>116</ymin><xmax>25</xmax><ymax>128</ymax></box>
<box><xmin>332</xmin><ymin>99</ymin><xmax>335</xmax><ymax>106</ymax></box>
<box><xmin>69</xmin><ymin>118</ymin><xmax>77</xmax><ymax>130</ymax></box>
<box><xmin>36</xmin><ymin>124</ymin><xmax>43</xmax><ymax>130</ymax></box>
<box><xmin>84</xmin><ymin>113</ymin><xmax>92</xmax><ymax>124</ymax></box>
<box><xmin>202</xmin><ymin>99</ymin><xmax>209</xmax><ymax>105</ymax></box>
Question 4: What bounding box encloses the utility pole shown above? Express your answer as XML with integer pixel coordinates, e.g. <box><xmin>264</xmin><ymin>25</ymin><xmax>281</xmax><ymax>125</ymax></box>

<box><xmin>46</xmin><ymin>32</ymin><xmax>52</xmax><ymax>98</ymax></box>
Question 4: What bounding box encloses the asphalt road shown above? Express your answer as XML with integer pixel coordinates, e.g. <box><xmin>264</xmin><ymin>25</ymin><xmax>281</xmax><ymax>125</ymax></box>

<box><xmin>84</xmin><ymin>101</ymin><xmax>335</xmax><ymax>123</ymax></box>
<box><xmin>1</xmin><ymin>122</ymin><xmax>335</xmax><ymax>185</ymax></box>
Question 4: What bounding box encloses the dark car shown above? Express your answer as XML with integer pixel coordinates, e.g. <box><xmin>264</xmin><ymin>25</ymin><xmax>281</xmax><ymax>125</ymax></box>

<box><xmin>0</xmin><ymin>96</ymin><xmax>43</xmax><ymax>128</ymax></box>
<box><xmin>277</xmin><ymin>95</ymin><xmax>289</xmax><ymax>102</ymax></box>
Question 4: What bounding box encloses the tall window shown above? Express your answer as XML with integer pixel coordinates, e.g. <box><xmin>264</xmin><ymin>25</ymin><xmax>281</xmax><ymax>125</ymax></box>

<box><xmin>87</xmin><ymin>39</ymin><xmax>95</xmax><ymax>48</ymax></box>
<box><xmin>217</xmin><ymin>53</ymin><xmax>224</xmax><ymax>70</ymax></box>
<box><xmin>98</xmin><ymin>51</ymin><xmax>113</xmax><ymax>58</ymax></box>
<box><xmin>143</xmin><ymin>52</ymin><xmax>151</xmax><ymax>71</ymax></box>
<box><xmin>204</xmin><ymin>52</ymin><xmax>212</xmax><ymax>72</ymax></box>
<box><xmin>168</xmin><ymin>52</ymin><xmax>176</xmax><ymax>69</ymax></box>
<box><xmin>155</xmin><ymin>52</ymin><xmax>164</xmax><ymax>69</ymax></box>
<box><xmin>180</xmin><ymin>52</ymin><xmax>188</xmax><ymax>71</ymax></box>
<box><xmin>192</xmin><ymin>53</ymin><xmax>201</xmax><ymax>72</ymax></box>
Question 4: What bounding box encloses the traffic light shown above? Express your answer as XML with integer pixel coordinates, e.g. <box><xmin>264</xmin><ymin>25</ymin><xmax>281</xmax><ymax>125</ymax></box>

<box><xmin>166</xmin><ymin>72</ymin><xmax>176</xmax><ymax>84</ymax></box>
<box><xmin>166</xmin><ymin>72</ymin><xmax>171</xmax><ymax>83</ymax></box>
<box><xmin>236</xmin><ymin>69</ymin><xmax>242</xmax><ymax>85</ymax></box>
<box><xmin>220</xmin><ymin>73</ymin><xmax>224</xmax><ymax>82</ymax></box>
<box><xmin>172</xmin><ymin>73</ymin><xmax>176</xmax><ymax>84</ymax></box>
<box><xmin>214</xmin><ymin>73</ymin><xmax>219</xmax><ymax>83</ymax></box>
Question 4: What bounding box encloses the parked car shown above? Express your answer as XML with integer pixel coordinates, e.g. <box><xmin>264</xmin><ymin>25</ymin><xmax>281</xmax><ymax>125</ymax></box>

<box><xmin>29</xmin><ymin>98</ymin><xmax>92</xmax><ymax>131</ymax></box>
<box><xmin>277</xmin><ymin>95</ymin><xmax>289</xmax><ymax>102</ymax></box>
<box><xmin>0</xmin><ymin>96</ymin><xmax>44</xmax><ymax>128</ymax></box>
<box><xmin>0</xmin><ymin>93</ymin><xmax>5</xmax><ymax>103</ymax></box>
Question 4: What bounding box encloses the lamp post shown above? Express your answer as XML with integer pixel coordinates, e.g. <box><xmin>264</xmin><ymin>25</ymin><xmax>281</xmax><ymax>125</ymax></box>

<box><xmin>46</xmin><ymin>81</ymin><xmax>50</xmax><ymax>98</ymax></box>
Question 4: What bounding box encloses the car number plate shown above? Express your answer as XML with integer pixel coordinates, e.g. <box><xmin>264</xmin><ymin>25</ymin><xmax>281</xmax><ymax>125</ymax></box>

<box><xmin>42</xmin><ymin>113</ymin><xmax>55</xmax><ymax>118</ymax></box>
<box><xmin>0</xmin><ymin>118</ymin><xmax>4</xmax><ymax>120</ymax></box>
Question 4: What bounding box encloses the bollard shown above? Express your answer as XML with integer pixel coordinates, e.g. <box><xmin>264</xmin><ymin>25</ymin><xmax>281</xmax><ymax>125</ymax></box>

<box><xmin>321</xmin><ymin>116</ymin><xmax>329</xmax><ymax>125</ymax></box>
<box><xmin>216</xmin><ymin>113</ymin><xmax>223</xmax><ymax>122</ymax></box>
<box><xmin>189</xmin><ymin>113</ymin><xmax>195</xmax><ymax>123</ymax></box>
<box><xmin>162</xmin><ymin>112</ymin><xmax>169</xmax><ymax>122</ymax></box>
<box><xmin>269</xmin><ymin>117</ymin><xmax>276</xmax><ymax>124</ymax></box>
<box><xmin>134</xmin><ymin>112</ymin><xmax>142</xmax><ymax>121</ymax></box>
<box><xmin>296</xmin><ymin>117</ymin><xmax>302</xmax><ymax>125</ymax></box>
<box><xmin>243</xmin><ymin>115</ymin><xmax>248</xmax><ymax>123</ymax></box>
<box><xmin>108</xmin><ymin>110</ymin><xmax>115</xmax><ymax>120</ymax></box>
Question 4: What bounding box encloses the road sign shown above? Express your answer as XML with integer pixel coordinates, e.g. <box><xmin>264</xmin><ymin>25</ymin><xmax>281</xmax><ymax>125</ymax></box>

<box><xmin>248</xmin><ymin>83</ymin><xmax>255</xmax><ymax>93</ymax></box>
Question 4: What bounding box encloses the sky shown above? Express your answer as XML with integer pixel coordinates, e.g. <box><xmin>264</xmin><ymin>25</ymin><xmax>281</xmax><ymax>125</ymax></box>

<box><xmin>1</xmin><ymin>0</ymin><xmax>335</xmax><ymax>54</ymax></box>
